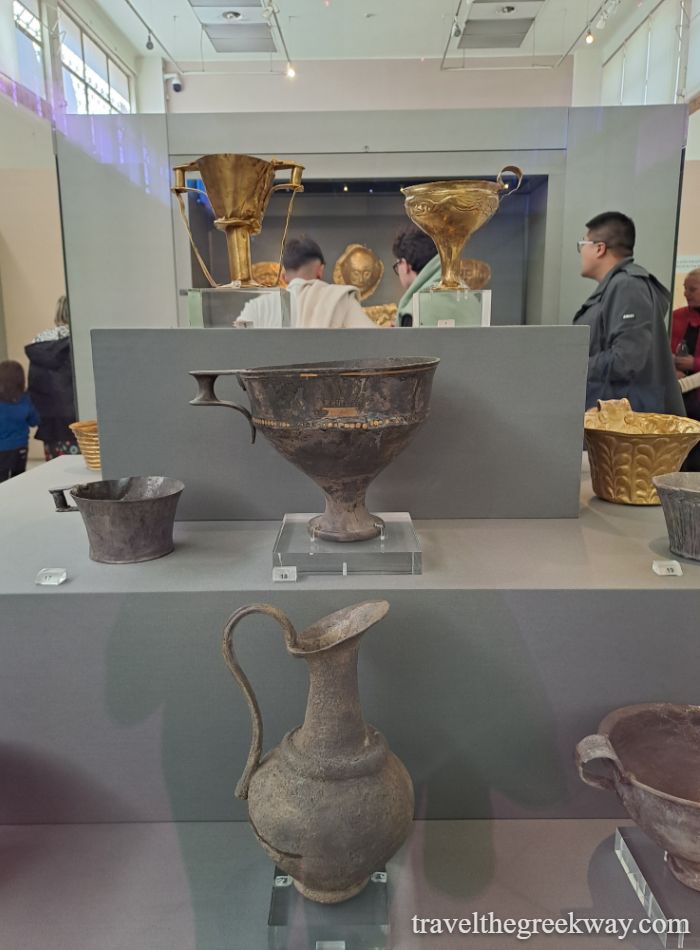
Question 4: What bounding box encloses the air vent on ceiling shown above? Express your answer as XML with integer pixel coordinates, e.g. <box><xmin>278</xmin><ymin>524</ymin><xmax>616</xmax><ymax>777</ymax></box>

<box><xmin>458</xmin><ymin>18</ymin><xmax>534</xmax><ymax>49</ymax></box>
<box><xmin>190</xmin><ymin>0</ymin><xmax>262</xmax><ymax>6</ymax></box>
<box><xmin>187</xmin><ymin>0</ymin><xmax>277</xmax><ymax>53</ymax></box>
<box><xmin>206</xmin><ymin>24</ymin><xmax>277</xmax><ymax>52</ymax></box>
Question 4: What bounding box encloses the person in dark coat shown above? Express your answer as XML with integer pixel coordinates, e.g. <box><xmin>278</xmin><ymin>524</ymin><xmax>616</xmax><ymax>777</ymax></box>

<box><xmin>573</xmin><ymin>211</ymin><xmax>684</xmax><ymax>416</ymax></box>
<box><xmin>25</xmin><ymin>295</ymin><xmax>78</xmax><ymax>460</ymax></box>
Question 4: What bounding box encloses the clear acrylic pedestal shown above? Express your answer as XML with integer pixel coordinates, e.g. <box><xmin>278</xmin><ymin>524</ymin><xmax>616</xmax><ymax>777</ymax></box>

<box><xmin>272</xmin><ymin>512</ymin><xmax>422</xmax><ymax>580</ymax></box>
<box><xmin>615</xmin><ymin>827</ymin><xmax>697</xmax><ymax>948</ymax></box>
<box><xmin>268</xmin><ymin>867</ymin><xmax>389</xmax><ymax>950</ymax></box>
<box><xmin>412</xmin><ymin>289</ymin><xmax>491</xmax><ymax>327</ymax></box>
<box><xmin>187</xmin><ymin>286</ymin><xmax>291</xmax><ymax>328</ymax></box>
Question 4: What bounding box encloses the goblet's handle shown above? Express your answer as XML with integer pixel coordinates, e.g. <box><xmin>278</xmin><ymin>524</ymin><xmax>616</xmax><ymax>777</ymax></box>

<box><xmin>270</xmin><ymin>162</ymin><xmax>305</xmax><ymax>282</ymax></box>
<box><xmin>497</xmin><ymin>165</ymin><xmax>524</xmax><ymax>199</ymax></box>
<box><xmin>270</xmin><ymin>160</ymin><xmax>305</xmax><ymax>194</ymax></box>
<box><xmin>49</xmin><ymin>487</ymin><xmax>79</xmax><ymax>512</ymax></box>
<box><xmin>189</xmin><ymin>370</ymin><xmax>257</xmax><ymax>443</ymax></box>
<box><xmin>222</xmin><ymin>604</ymin><xmax>299</xmax><ymax>799</ymax></box>
<box><xmin>575</xmin><ymin>734</ymin><xmax>625</xmax><ymax>792</ymax></box>
<box><xmin>171</xmin><ymin>163</ymin><xmax>220</xmax><ymax>289</ymax></box>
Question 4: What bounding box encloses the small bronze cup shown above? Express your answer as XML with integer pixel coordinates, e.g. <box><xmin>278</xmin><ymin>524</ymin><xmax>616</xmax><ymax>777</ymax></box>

<box><xmin>172</xmin><ymin>153</ymin><xmax>304</xmax><ymax>288</ymax></box>
<box><xmin>401</xmin><ymin>165</ymin><xmax>522</xmax><ymax>291</ymax></box>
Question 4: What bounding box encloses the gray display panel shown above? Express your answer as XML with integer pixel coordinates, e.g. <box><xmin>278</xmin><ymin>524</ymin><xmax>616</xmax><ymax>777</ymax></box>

<box><xmin>92</xmin><ymin>326</ymin><xmax>589</xmax><ymax>521</ymax></box>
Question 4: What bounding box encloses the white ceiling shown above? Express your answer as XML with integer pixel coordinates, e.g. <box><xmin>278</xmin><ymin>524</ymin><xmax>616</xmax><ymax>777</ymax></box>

<box><xmin>93</xmin><ymin>0</ymin><xmax>647</xmax><ymax>66</ymax></box>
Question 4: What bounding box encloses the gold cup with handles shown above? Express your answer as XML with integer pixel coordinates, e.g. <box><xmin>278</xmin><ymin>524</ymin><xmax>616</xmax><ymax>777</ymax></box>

<box><xmin>401</xmin><ymin>165</ymin><xmax>522</xmax><ymax>292</ymax></box>
<box><xmin>172</xmin><ymin>153</ymin><xmax>304</xmax><ymax>288</ymax></box>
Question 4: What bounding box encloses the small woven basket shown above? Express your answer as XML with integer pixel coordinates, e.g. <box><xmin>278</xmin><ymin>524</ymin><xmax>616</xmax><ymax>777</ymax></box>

<box><xmin>69</xmin><ymin>420</ymin><xmax>101</xmax><ymax>470</ymax></box>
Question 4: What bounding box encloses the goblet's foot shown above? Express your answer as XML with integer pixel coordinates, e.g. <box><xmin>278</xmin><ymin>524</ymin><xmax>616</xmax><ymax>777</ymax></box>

<box><xmin>308</xmin><ymin>492</ymin><xmax>384</xmax><ymax>542</ymax></box>
<box><xmin>667</xmin><ymin>853</ymin><xmax>700</xmax><ymax>891</ymax></box>
<box><xmin>293</xmin><ymin>876</ymin><xmax>369</xmax><ymax>904</ymax></box>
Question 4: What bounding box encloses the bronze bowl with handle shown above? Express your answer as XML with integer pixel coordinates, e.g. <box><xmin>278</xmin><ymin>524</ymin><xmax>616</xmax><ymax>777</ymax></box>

<box><xmin>189</xmin><ymin>357</ymin><xmax>439</xmax><ymax>542</ymax></box>
<box><xmin>577</xmin><ymin>703</ymin><xmax>700</xmax><ymax>890</ymax></box>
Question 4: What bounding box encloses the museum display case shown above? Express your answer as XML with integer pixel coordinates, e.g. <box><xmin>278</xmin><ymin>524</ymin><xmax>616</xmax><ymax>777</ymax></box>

<box><xmin>2</xmin><ymin>103</ymin><xmax>697</xmax><ymax>949</ymax></box>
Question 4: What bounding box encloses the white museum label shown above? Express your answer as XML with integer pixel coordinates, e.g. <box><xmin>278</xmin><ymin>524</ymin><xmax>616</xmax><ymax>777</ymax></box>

<box><xmin>273</xmin><ymin>566</ymin><xmax>298</xmax><ymax>582</ymax></box>
<box><xmin>652</xmin><ymin>559</ymin><xmax>683</xmax><ymax>576</ymax></box>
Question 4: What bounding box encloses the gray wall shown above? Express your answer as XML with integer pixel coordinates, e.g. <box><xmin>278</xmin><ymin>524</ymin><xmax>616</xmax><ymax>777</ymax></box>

<box><xmin>4</xmin><ymin>587</ymin><xmax>699</xmax><ymax>824</ymax></box>
<box><xmin>55</xmin><ymin>114</ymin><xmax>178</xmax><ymax>418</ymax></box>
<box><xmin>92</xmin><ymin>326</ymin><xmax>589</xmax><ymax>521</ymax></box>
<box><xmin>559</xmin><ymin>106</ymin><xmax>686</xmax><ymax>326</ymax></box>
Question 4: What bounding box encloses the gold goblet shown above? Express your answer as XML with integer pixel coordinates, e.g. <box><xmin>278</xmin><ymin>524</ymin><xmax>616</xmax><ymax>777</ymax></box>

<box><xmin>172</xmin><ymin>153</ymin><xmax>304</xmax><ymax>288</ymax></box>
<box><xmin>401</xmin><ymin>165</ymin><xmax>522</xmax><ymax>292</ymax></box>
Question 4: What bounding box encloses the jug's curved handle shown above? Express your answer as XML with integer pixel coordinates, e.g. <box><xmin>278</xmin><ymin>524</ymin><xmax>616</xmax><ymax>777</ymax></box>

<box><xmin>189</xmin><ymin>371</ymin><xmax>257</xmax><ymax>443</ymax></box>
<box><xmin>575</xmin><ymin>734</ymin><xmax>625</xmax><ymax>792</ymax></box>
<box><xmin>222</xmin><ymin>604</ymin><xmax>299</xmax><ymax>799</ymax></box>
<box><xmin>497</xmin><ymin>165</ymin><xmax>523</xmax><ymax>199</ymax></box>
<box><xmin>270</xmin><ymin>160</ymin><xmax>305</xmax><ymax>193</ymax></box>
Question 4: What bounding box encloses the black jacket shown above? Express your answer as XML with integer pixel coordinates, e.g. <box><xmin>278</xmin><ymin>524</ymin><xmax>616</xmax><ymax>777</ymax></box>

<box><xmin>25</xmin><ymin>337</ymin><xmax>76</xmax><ymax>440</ymax></box>
<box><xmin>573</xmin><ymin>258</ymin><xmax>685</xmax><ymax>415</ymax></box>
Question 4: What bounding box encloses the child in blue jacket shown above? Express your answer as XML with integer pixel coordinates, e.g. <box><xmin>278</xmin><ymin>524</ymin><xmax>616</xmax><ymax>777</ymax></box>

<box><xmin>0</xmin><ymin>360</ymin><xmax>40</xmax><ymax>482</ymax></box>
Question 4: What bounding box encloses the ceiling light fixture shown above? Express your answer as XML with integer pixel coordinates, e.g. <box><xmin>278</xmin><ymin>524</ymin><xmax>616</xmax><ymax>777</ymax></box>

<box><xmin>585</xmin><ymin>28</ymin><xmax>595</xmax><ymax>44</ymax></box>
<box><xmin>145</xmin><ymin>31</ymin><xmax>154</xmax><ymax>50</ymax></box>
<box><xmin>500</xmin><ymin>5</ymin><xmax>516</xmax><ymax>12</ymax></box>
<box><xmin>261</xmin><ymin>0</ymin><xmax>296</xmax><ymax>82</ymax></box>
<box><xmin>222</xmin><ymin>10</ymin><xmax>242</xmax><ymax>19</ymax></box>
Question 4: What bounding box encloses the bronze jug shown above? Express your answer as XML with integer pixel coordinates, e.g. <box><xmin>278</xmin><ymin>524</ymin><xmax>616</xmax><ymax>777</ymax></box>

<box><xmin>223</xmin><ymin>600</ymin><xmax>414</xmax><ymax>903</ymax></box>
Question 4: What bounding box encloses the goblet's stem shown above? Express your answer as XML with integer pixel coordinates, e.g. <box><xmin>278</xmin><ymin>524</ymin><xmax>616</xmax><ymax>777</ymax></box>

<box><xmin>222</xmin><ymin>223</ymin><xmax>255</xmax><ymax>286</ymax></box>
<box><xmin>309</xmin><ymin>484</ymin><xmax>384</xmax><ymax>542</ymax></box>
<box><xmin>436</xmin><ymin>237</ymin><xmax>468</xmax><ymax>291</ymax></box>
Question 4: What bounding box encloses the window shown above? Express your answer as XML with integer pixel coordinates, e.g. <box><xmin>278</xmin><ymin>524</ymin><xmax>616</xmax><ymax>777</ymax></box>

<box><xmin>58</xmin><ymin>7</ymin><xmax>132</xmax><ymax>115</ymax></box>
<box><xmin>601</xmin><ymin>0</ymin><xmax>685</xmax><ymax>106</ymax></box>
<box><xmin>13</xmin><ymin>0</ymin><xmax>46</xmax><ymax>99</ymax></box>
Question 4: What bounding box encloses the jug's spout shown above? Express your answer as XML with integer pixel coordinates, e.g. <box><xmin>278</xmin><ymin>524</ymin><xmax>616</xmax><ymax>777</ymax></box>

<box><xmin>292</xmin><ymin>600</ymin><xmax>389</xmax><ymax>655</ymax></box>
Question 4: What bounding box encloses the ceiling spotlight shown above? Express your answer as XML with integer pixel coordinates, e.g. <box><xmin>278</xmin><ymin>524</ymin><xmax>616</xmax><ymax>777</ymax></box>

<box><xmin>286</xmin><ymin>62</ymin><xmax>296</xmax><ymax>78</ymax></box>
<box><xmin>500</xmin><ymin>5</ymin><xmax>516</xmax><ymax>12</ymax></box>
<box><xmin>585</xmin><ymin>28</ymin><xmax>595</xmax><ymax>44</ymax></box>
<box><xmin>342</xmin><ymin>184</ymin><xmax>349</xmax><ymax>192</ymax></box>
<box><xmin>222</xmin><ymin>9</ymin><xmax>242</xmax><ymax>19</ymax></box>
<box><xmin>451</xmin><ymin>18</ymin><xmax>462</xmax><ymax>38</ymax></box>
<box><xmin>596</xmin><ymin>16</ymin><xmax>607</xmax><ymax>28</ymax></box>
<box><xmin>145</xmin><ymin>32</ymin><xmax>154</xmax><ymax>50</ymax></box>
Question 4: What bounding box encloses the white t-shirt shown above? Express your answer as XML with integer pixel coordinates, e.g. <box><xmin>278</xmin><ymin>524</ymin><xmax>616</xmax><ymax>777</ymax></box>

<box><xmin>237</xmin><ymin>279</ymin><xmax>376</xmax><ymax>329</ymax></box>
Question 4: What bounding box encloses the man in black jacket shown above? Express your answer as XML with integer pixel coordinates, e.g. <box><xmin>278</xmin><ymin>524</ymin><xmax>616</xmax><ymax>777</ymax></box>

<box><xmin>573</xmin><ymin>211</ymin><xmax>684</xmax><ymax>415</ymax></box>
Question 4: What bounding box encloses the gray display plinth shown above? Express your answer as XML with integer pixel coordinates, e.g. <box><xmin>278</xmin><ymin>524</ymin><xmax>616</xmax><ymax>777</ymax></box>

<box><xmin>272</xmin><ymin>512</ymin><xmax>421</xmax><ymax>578</ymax></box>
<box><xmin>2</xmin><ymin>456</ymin><xmax>700</xmax><ymax>826</ymax></box>
<box><xmin>91</xmin><ymin>326</ymin><xmax>589</xmax><ymax>521</ymax></box>
<box><xmin>616</xmin><ymin>828</ymin><xmax>697</xmax><ymax>949</ymax></box>
<box><xmin>412</xmin><ymin>289</ymin><xmax>491</xmax><ymax>327</ymax></box>
<box><xmin>187</xmin><ymin>286</ymin><xmax>291</xmax><ymax>328</ymax></box>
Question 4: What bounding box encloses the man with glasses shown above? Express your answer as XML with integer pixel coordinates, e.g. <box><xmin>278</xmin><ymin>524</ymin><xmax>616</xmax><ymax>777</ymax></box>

<box><xmin>392</xmin><ymin>225</ymin><xmax>440</xmax><ymax>326</ymax></box>
<box><xmin>573</xmin><ymin>211</ymin><xmax>684</xmax><ymax>414</ymax></box>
